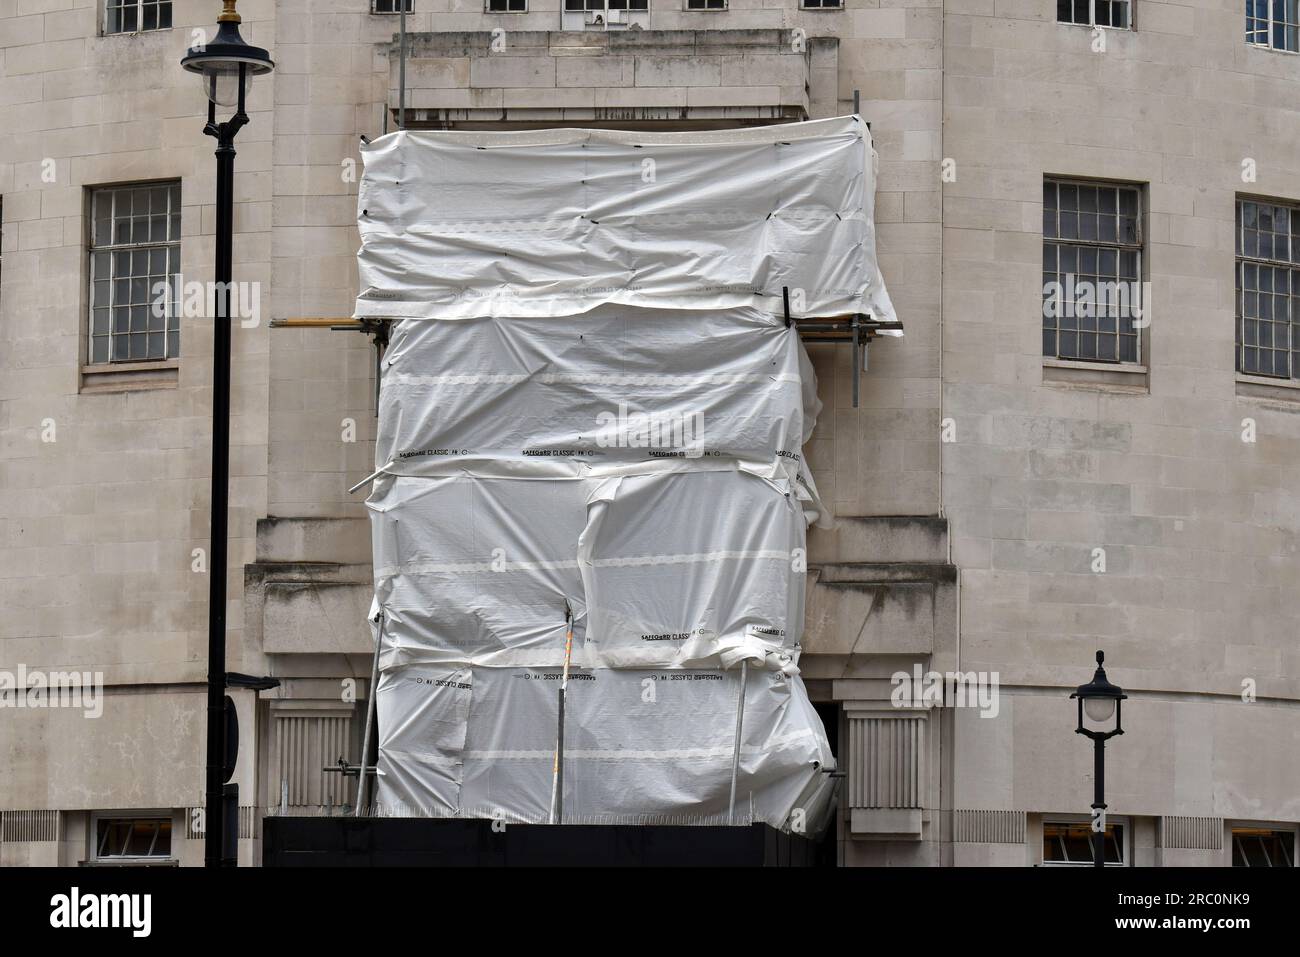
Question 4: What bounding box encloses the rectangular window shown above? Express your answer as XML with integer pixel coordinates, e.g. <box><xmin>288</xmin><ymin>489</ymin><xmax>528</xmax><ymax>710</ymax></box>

<box><xmin>1043</xmin><ymin>820</ymin><xmax>1127</xmax><ymax>866</ymax></box>
<box><xmin>95</xmin><ymin>817</ymin><xmax>173</xmax><ymax>860</ymax></box>
<box><xmin>372</xmin><ymin>0</ymin><xmax>413</xmax><ymax>12</ymax></box>
<box><xmin>564</xmin><ymin>0</ymin><xmax>649</xmax><ymax>10</ymax></box>
<box><xmin>105</xmin><ymin>0</ymin><xmax>172</xmax><ymax>34</ymax></box>
<box><xmin>1057</xmin><ymin>0</ymin><xmax>1131</xmax><ymax>28</ymax></box>
<box><xmin>687</xmin><ymin>0</ymin><xmax>727</xmax><ymax>7</ymax></box>
<box><xmin>1232</xmin><ymin>827</ymin><xmax>1295</xmax><ymax>866</ymax></box>
<box><xmin>1236</xmin><ymin>198</ymin><xmax>1300</xmax><ymax>379</ymax></box>
<box><xmin>1247</xmin><ymin>0</ymin><xmax>1300</xmax><ymax>52</ymax></box>
<box><xmin>1043</xmin><ymin>179</ymin><xmax>1144</xmax><ymax>364</ymax></box>
<box><xmin>487</xmin><ymin>0</ymin><xmax>526</xmax><ymax>8</ymax></box>
<box><xmin>801</xmin><ymin>0</ymin><xmax>843</xmax><ymax>8</ymax></box>
<box><xmin>88</xmin><ymin>182</ymin><xmax>181</xmax><ymax>365</ymax></box>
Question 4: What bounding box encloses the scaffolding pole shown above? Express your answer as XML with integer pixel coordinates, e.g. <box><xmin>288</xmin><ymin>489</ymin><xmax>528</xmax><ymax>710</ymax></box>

<box><xmin>549</xmin><ymin>601</ymin><xmax>575</xmax><ymax>825</ymax></box>
<box><xmin>353</xmin><ymin>613</ymin><xmax>382</xmax><ymax>816</ymax></box>
<box><xmin>727</xmin><ymin>659</ymin><xmax>748</xmax><ymax>825</ymax></box>
<box><xmin>398</xmin><ymin>1</ymin><xmax>407</xmax><ymax>129</ymax></box>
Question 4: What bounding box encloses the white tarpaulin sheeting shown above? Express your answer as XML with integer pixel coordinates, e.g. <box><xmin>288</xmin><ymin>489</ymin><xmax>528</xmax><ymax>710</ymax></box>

<box><xmin>356</xmin><ymin>116</ymin><xmax>895</xmax><ymax>324</ymax></box>
<box><xmin>374</xmin><ymin>665</ymin><xmax>834</xmax><ymax>827</ymax></box>
<box><xmin>373</xmin><ymin>303</ymin><xmax>828</xmax><ymax>523</ymax></box>
<box><xmin>376</xmin><ymin>305</ymin><xmax>817</xmax><ymax>472</ymax></box>
<box><xmin>357</xmin><ymin>116</ymin><xmax>897</xmax><ymax>831</ymax></box>
<box><xmin>370</xmin><ymin>469</ymin><xmax>805</xmax><ymax>673</ymax></box>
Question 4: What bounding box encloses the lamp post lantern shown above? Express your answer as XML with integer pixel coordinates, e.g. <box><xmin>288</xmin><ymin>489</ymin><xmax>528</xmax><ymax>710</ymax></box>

<box><xmin>1070</xmin><ymin>650</ymin><xmax>1127</xmax><ymax>869</ymax></box>
<box><xmin>181</xmin><ymin>0</ymin><xmax>273</xmax><ymax>868</ymax></box>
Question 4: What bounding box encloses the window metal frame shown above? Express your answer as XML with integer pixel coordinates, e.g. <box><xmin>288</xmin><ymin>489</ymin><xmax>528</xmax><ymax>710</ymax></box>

<box><xmin>1056</xmin><ymin>0</ymin><xmax>1134</xmax><ymax>30</ymax></box>
<box><xmin>1041</xmin><ymin>816</ymin><xmax>1130</xmax><ymax>867</ymax></box>
<box><xmin>485</xmin><ymin>0</ymin><xmax>528</xmax><ymax>10</ymax></box>
<box><xmin>103</xmin><ymin>0</ymin><xmax>173</xmax><ymax>35</ymax></box>
<box><xmin>685</xmin><ymin>0</ymin><xmax>728</xmax><ymax>9</ymax></box>
<box><xmin>1246</xmin><ymin>0</ymin><xmax>1300</xmax><ymax>53</ymax></box>
<box><xmin>800</xmin><ymin>0</ymin><xmax>844</xmax><ymax>9</ymax></box>
<box><xmin>1229</xmin><ymin>823</ymin><xmax>1297</xmax><ymax>867</ymax></box>
<box><xmin>371</xmin><ymin>0</ymin><xmax>414</xmax><ymax>13</ymax></box>
<box><xmin>1042</xmin><ymin>177</ymin><xmax>1145</xmax><ymax>366</ymax></box>
<box><xmin>90</xmin><ymin>811</ymin><xmax>176</xmax><ymax>862</ymax></box>
<box><xmin>1235</xmin><ymin>195</ymin><xmax>1300</xmax><ymax>380</ymax></box>
<box><xmin>563</xmin><ymin>0</ymin><xmax>650</xmax><ymax>12</ymax></box>
<box><xmin>86</xmin><ymin>180</ymin><xmax>182</xmax><ymax>366</ymax></box>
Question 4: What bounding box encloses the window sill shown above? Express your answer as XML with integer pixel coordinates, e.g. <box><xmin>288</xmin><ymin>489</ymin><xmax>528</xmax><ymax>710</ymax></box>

<box><xmin>1057</xmin><ymin>22</ymin><xmax>1132</xmax><ymax>32</ymax></box>
<box><xmin>78</xmin><ymin>858</ymin><xmax>180</xmax><ymax>867</ymax></box>
<box><xmin>1038</xmin><ymin>861</ymin><xmax>1128</xmax><ymax>867</ymax></box>
<box><xmin>1246</xmin><ymin>42</ymin><xmax>1300</xmax><ymax>56</ymax></box>
<box><xmin>100</xmin><ymin>28</ymin><xmax>173</xmax><ymax>38</ymax></box>
<box><xmin>1043</xmin><ymin>358</ymin><xmax>1148</xmax><ymax>393</ymax></box>
<box><xmin>1236</xmin><ymin>374</ymin><xmax>1300</xmax><ymax>403</ymax></box>
<box><xmin>81</xmin><ymin>360</ymin><xmax>179</xmax><ymax>394</ymax></box>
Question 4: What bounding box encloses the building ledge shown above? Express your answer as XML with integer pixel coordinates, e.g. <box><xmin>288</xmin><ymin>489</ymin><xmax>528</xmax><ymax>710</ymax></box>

<box><xmin>850</xmin><ymin>808</ymin><xmax>924</xmax><ymax>840</ymax></box>
<box><xmin>1042</xmin><ymin>358</ymin><xmax>1148</xmax><ymax>394</ymax></box>
<box><xmin>387</xmin><ymin>29</ymin><xmax>836</xmax><ymax>129</ymax></box>
<box><xmin>80</xmin><ymin>359</ymin><xmax>179</xmax><ymax>394</ymax></box>
<box><xmin>1236</xmin><ymin>373</ymin><xmax>1300</xmax><ymax>404</ymax></box>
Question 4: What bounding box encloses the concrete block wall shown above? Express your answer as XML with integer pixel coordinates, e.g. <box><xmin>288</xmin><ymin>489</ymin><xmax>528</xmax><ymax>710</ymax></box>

<box><xmin>806</xmin><ymin>0</ymin><xmax>943</xmax><ymax>517</ymax></box>
<box><xmin>269</xmin><ymin>0</ymin><xmax>387</xmax><ymax>521</ymax></box>
<box><xmin>395</xmin><ymin>29</ymin><xmax>821</xmax><ymax>122</ymax></box>
<box><xmin>0</xmin><ymin>0</ymin><xmax>275</xmax><ymax>820</ymax></box>
<box><xmin>4</xmin><ymin>0</ymin><xmax>1297</xmax><ymax>864</ymax></box>
<box><xmin>942</xmin><ymin>2</ymin><xmax>1300</xmax><ymax>827</ymax></box>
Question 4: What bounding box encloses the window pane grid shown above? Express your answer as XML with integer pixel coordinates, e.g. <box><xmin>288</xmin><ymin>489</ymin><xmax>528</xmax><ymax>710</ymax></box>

<box><xmin>1057</xmin><ymin>0</ymin><xmax>1130</xmax><ymax>27</ymax></box>
<box><xmin>1237</xmin><ymin>198</ymin><xmax>1300</xmax><ymax>380</ymax></box>
<box><xmin>564</xmin><ymin>0</ymin><xmax>649</xmax><ymax>8</ymax></box>
<box><xmin>95</xmin><ymin>818</ymin><xmax>172</xmax><ymax>859</ymax></box>
<box><xmin>1231</xmin><ymin>828</ymin><xmax>1295</xmax><ymax>867</ymax></box>
<box><xmin>1246</xmin><ymin>0</ymin><xmax>1300</xmax><ymax>50</ymax></box>
<box><xmin>1043</xmin><ymin>822</ymin><xmax>1126</xmax><ymax>865</ymax></box>
<box><xmin>106</xmin><ymin>0</ymin><xmax>172</xmax><ymax>35</ymax></box>
<box><xmin>89</xmin><ymin>183</ymin><xmax>181</xmax><ymax>365</ymax></box>
<box><xmin>1043</xmin><ymin>180</ymin><xmax>1143</xmax><ymax>365</ymax></box>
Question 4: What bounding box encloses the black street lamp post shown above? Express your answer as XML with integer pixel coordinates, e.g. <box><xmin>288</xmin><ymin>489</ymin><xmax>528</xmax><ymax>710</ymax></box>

<box><xmin>181</xmin><ymin>0</ymin><xmax>273</xmax><ymax>868</ymax></box>
<box><xmin>1070</xmin><ymin>650</ymin><xmax>1127</xmax><ymax>869</ymax></box>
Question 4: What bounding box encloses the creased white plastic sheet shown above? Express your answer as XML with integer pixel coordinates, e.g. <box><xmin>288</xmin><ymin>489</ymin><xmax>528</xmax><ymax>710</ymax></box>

<box><xmin>367</xmin><ymin>435</ymin><xmax>835</xmax><ymax>829</ymax></box>
<box><xmin>355</xmin><ymin>115</ymin><xmax>896</xmax><ymax>326</ymax></box>
<box><xmin>579</xmin><ymin>470</ymin><xmax>806</xmax><ymax>673</ymax></box>
<box><xmin>357</xmin><ymin>118</ymin><xmax>892</xmax><ymax>833</ymax></box>
<box><xmin>370</xmin><ymin>469</ymin><xmax>804</xmax><ymax>673</ymax></box>
<box><xmin>375</xmin><ymin>302</ymin><xmax>828</xmax><ymax>524</ymax></box>
<box><xmin>370</xmin><ymin>474</ymin><xmax>588</xmax><ymax>672</ymax></box>
<box><xmin>375</xmin><ymin>664</ymin><xmax>834</xmax><ymax>827</ymax></box>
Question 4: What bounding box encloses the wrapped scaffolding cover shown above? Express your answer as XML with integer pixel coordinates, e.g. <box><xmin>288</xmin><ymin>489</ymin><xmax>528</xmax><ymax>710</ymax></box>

<box><xmin>356</xmin><ymin>116</ymin><xmax>895</xmax><ymax>324</ymax></box>
<box><xmin>375</xmin><ymin>665</ymin><xmax>832</xmax><ymax>827</ymax></box>
<box><xmin>359</xmin><ymin>117</ymin><xmax>893</xmax><ymax>831</ymax></box>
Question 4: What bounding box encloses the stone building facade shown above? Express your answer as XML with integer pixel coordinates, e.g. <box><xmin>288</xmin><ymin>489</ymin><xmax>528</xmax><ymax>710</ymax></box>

<box><xmin>0</xmin><ymin>0</ymin><xmax>1295</xmax><ymax>866</ymax></box>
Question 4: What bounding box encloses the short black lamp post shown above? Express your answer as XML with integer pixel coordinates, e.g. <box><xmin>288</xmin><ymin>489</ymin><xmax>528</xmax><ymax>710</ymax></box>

<box><xmin>1070</xmin><ymin>650</ymin><xmax>1127</xmax><ymax>868</ymax></box>
<box><xmin>180</xmin><ymin>0</ymin><xmax>273</xmax><ymax>869</ymax></box>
